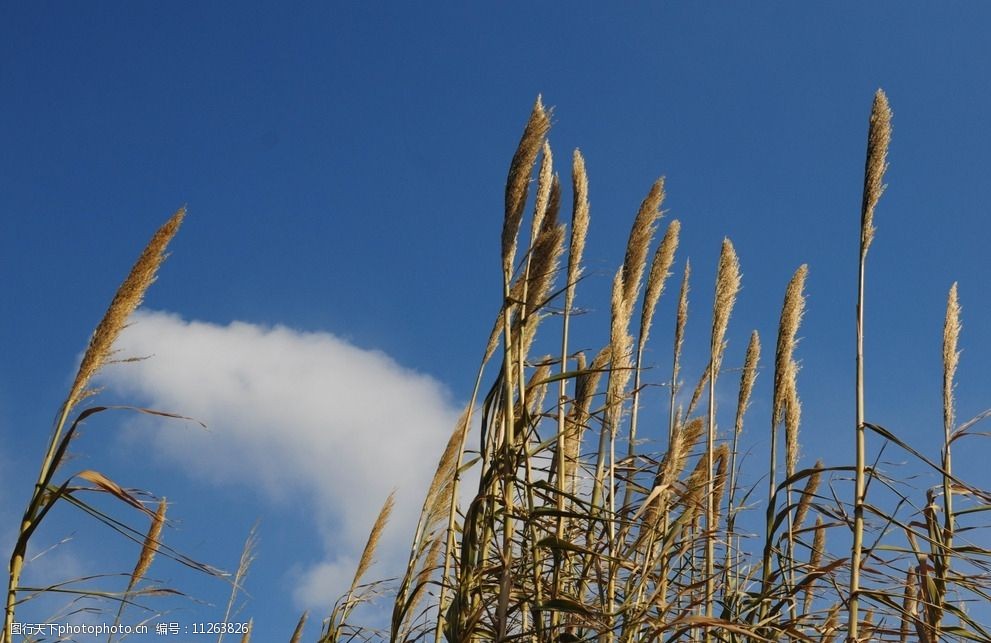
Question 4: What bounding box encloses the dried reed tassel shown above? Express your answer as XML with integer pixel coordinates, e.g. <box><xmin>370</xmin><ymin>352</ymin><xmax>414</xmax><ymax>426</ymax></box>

<box><xmin>735</xmin><ymin>331</ymin><xmax>761</xmax><ymax>440</ymax></box>
<box><xmin>666</xmin><ymin>259</ymin><xmax>691</xmax><ymax>442</ymax></box>
<box><xmin>942</xmin><ymin>282</ymin><xmax>961</xmax><ymax>438</ymax></box>
<box><xmin>502</xmin><ymin>96</ymin><xmax>551</xmax><ymax>275</ymax></box>
<box><xmin>110</xmin><ymin>497</ymin><xmax>168</xmax><ymax>637</ymax></box>
<box><xmin>66</xmin><ymin>208</ymin><xmax>185</xmax><ymax>411</ymax></box>
<box><xmin>784</xmin><ymin>372</ymin><xmax>802</xmax><ymax>480</ymax></box>
<box><xmin>710</xmin><ymin>444</ymin><xmax>731</xmax><ymax>528</ymax></box>
<box><xmin>773</xmin><ymin>266</ymin><xmax>808</xmax><ymax>427</ymax></box>
<box><xmin>530</xmin><ymin>141</ymin><xmax>554</xmax><ymax>243</ymax></box>
<box><xmin>621</xmin><ymin>179</ymin><xmax>664</xmax><ymax>316</ymax></box>
<box><xmin>803</xmin><ymin>517</ymin><xmax>825</xmax><ymax>615</ymax></box>
<box><xmin>685</xmin><ymin>362</ymin><xmax>710</xmax><ymax>421</ymax></box>
<box><xmin>860</xmin><ymin>90</ymin><xmax>892</xmax><ymax>256</ymax></box>
<box><xmin>794</xmin><ymin>460</ymin><xmax>822</xmax><ymax>531</ymax></box>
<box><xmin>289</xmin><ymin>612</ymin><xmax>308</xmax><ymax>643</ymax></box>
<box><xmin>566</xmin><ymin>150</ymin><xmax>590</xmax><ymax>305</ymax></box>
<box><xmin>710</xmin><ymin>239</ymin><xmax>742</xmax><ymax>374</ymax></box>
<box><xmin>128</xmin><ymin>497</ymin><xmax>167</xmax><ymax>593</ymax></box>
<box><xmin>640</xmin><ymin>220</ymin><xmax>681</xmax><ymax>350</ymax></box>
<box><xmin>351</xmin><ymin>492</ymin><xmax>395</xmax><ymax>595</ymax></box>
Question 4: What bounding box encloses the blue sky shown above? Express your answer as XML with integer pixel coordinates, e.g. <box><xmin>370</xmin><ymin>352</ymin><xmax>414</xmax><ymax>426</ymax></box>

<box><xmin>3</xmin><ymin>3</ymin><xmax>991</xmax><ymax>640</ymax></box>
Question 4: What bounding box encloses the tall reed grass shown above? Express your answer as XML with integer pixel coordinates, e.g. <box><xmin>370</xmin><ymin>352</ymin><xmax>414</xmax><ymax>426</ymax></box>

<box><xmin>327</xmin><ymin>91</ymin><xmax>991</xmax><ymax>643</ymax></box>
<box><xmin>6</xmin><ymin>91</ymin><xmax>990</xmax><ymax>643</ymax></box>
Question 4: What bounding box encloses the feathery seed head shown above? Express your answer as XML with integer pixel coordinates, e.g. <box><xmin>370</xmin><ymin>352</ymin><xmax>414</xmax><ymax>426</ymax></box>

<box><xmin>943</xmin><ymin>282</ymin><xmax>961</xmax><ymax>434</ymax></box>
<box><xmin>784</xmin><ymin>364</ymin><xmax>802</xmax><ymax>478</ymax></box>
<box><xmin>640</xmin><ymin>219</ymin><xmax>681</xmax><ymax>351</ymax></box>
<box><xmin>673</xmin><ymin>259</ymin><xmax>691</xmax><ymax>385</ymax></box>
<box><xmin>503</xmin><ymin>97</ymin><xmax>551</xmax><ymax>274</ymax></box>
<box><xmin>710</xmin><ymin>238</ymin><xmax>742</xmax><ymax>374</ymax></box>
<box><xmin>621</xmin><ymin>178</ymin><xmax>664</xmax><ymax>316</ymax></box>
<box><xmin>67</xmin><ymin>208</ymin><xmax>185</xmax><ymax>411</ymax></box>
<box><xmin>606</xmin><ymin>269</ymin><xmax>634</xmax><ymax>435</ymax></box>
<box><xmin>289</xmin><ymin>612</ymin><xmax>308</xmax><ymax>643</ymax></box>
<box><xmin>773</xmin><ymin>265</ymin><xmax>808</xmax><ymax>426</ymax></box>
<box><xmin>795</xmin><ymin>459</ymin><xmax>822</xmax><ymax>530</ymax></box>
<box><xmin>129</xmin><ymin>497</ymin><xmax>167</xmax><ymax>591</ymax></box>
<box><xmin>861</xmin><ymin>89</ymin><xmax>892</xmax><ymax>255</ymax></box>
<box><xmin>530</xmin><ymin>141</ymin><xmax>554</xmax><ymax>242</ymax></box>
<box><xmin>734</xmin><ymin>331</ymin><xmax>761</xmax><ymax>438</ymax></box>
<box><xmin>351</xmin><ymin>491</ymin><xmax>396</xmax><ymax>593</ymax></box>
<box><xmin>566</xmin><ymin>149</ymin><xmax>590</xmax><ymax>308</ymax></box>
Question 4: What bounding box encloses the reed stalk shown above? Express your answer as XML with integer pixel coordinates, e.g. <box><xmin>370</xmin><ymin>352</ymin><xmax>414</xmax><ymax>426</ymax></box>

<box><xmin>850</xmin><ymin>89</ymin><xmax>891</xmax><ymax>641</ymax></box>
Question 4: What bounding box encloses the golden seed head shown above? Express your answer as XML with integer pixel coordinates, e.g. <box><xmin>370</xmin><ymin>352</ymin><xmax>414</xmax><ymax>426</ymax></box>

<box><xmin>288</xmin><ymin>612</ymin><xmax>308</xmax><ymax>643</ymax></box>
<box><xmin>804</xmin><ymin>516</ymin><xmax>827</xmax><ymax>614</ymax></box>
<box><xmin>795</xmin><ymin>459</ymin><xmax>822</xmax><ymax>531</ymax></box>
<box><xmin>524</xmin><ymin>218</ymin><xmax>566</xmax><ymax>314</ymax></box>
<box><xmin>686</xmin><ymin>361</ymin><xmax>710</xmax><ymax>419</ymax></box>
<box><xmin>734</xmin><ymin>330</ymin><xmax>761</xmax><ymax>438</ymax></box>
<box><xmin>672</xmin><ymin>259</ymin><xmax>691</xmax><ymax>385</ymax></box>
<box><xmin>350</xmin><ymin>490</ymin><xmax>396</xmax><ymax>593</ymax></box>
<box><xmin>773</xmin><ymin>265</ymin><xmax>808</xmax><ymax>426</ymax></box>
<box><xmin>530</xmin><ymin>141</ymin><xmax>554</xmax><ymax>242</ymax></box>
<box><xmin>67</xmin><ymin>208</ymin><xmax>185</xmax><ymax>411</ymax></box>
<box><xmin>861</xmin><ymin>89</ymin><xmax>892</xmax><ymax>255</ymax></box>
<box><xmin>566</xmin><ymin>148</ymin><xmax>590</xmax><ymax>308</ymax></box>
<box><xmin>784</xmin><ymin>365</ymin><xmax>802</xmax><ymax>478</ymax></box>
<box><xmin>606</xmin><ymin>269</ymin><xmax>634</xmax><ymax>435</ymax></box>
<box><xmin>943</xmin><ymin>282</ymin><xmax>961</xmax><ymax>434</ymax></box>
<box><xmin>710</xmin><ymin>238</ymin><xmax>742</xmax><ymax>375</ymax></box>
<box><xmin>622</xmin><ymin>178</ymin><xmax>665</xmax><ymax>316</ymax></box>
<box><xmin>503</xmin><ymin>96</ymin><xmax>551</xmax><ymax>274</ymax></box>
<box><xmin>640</xmin><ymin>219</ymin><xmax>681</xmax><ymax>351</ymax></box>
<box><xmin>129</xmin><ymin>496</ymin><xmax>167</xmax><ymax>591</ymax></box>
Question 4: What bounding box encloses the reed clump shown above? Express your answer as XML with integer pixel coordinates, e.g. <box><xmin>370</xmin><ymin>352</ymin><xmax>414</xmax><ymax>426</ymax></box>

<box><xmin>8</xmin><ymin>90</ymin><xmax>989</xmax><ymax>643</ymax></box>
<box><xmin>327</xmin><ymin>91</ymin><xmax>991</xmax><ymax>643</ymax></box>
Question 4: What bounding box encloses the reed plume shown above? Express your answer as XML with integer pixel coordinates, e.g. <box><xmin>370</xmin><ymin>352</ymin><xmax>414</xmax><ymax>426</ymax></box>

<box><xmin>710</xmin><ymin>239</ymin><xmax>742</xmax><ymax>374</ymax></box>
<box><xmin>289</xmin><ymin>612</ymin><xmax>308</xmax><ymax>643</ymax></box>
<box><xmin>566</xmin><ymin>149</ymin><xmax>590</xmax><ymax>305</ymax></box>
<box><xmin>502</xmin><ymin>97</ymin><xmax>551</xmax><ymax>275</ymax></box>
<box><xmin>530</xmin><ymin>141</ymin><xmax>554</xmax><ymax>243</ymax></box>
<box><xmin>794</xmin><ymin>460</ymin><xmax>822</xmax><ymax>531</ymax></box>
<box><xmin>860</xmin><ymin>90</ymin><xmax>892</xmax><ymax>256</ymax></box>
<box><xmin>804</xmin><ymin>516</ymin><xmax>826</xmax><ymax>615</ymax></box>
<box><xmin>66</xmin><ymin>209</ymin><xmax>185</xmax><ymax>412</ymax></box>
<box><xmin>784</xmin><ymin>373</ymin><xmax>802</xmax><ymax>479</ymax></box>
<box><xmin>773</xmin><ymin>265</ymin><xmax>808</xmax><ymax>427</ymax></box>
<box><xmin>352</xmin><ymin>492</ymin><xmax>395</xmax><ymax>593</ymax></box>
<box><xmin>734</xmin><ymin>331</ymin><xmax>760</xmax><ymax>440</ymax></box>
<box><xmin>127</xmin><ymin>497</ymin><xmax>167</xmax><ymax>592</ymax></box>
<box><xmin>640</xmin><ymin>220</ymin><xmax>681</xmax><ymax>350</ymax></box>
<box><xmin>943</xmin><ymin>283</ymin><xmax>961</xmax><ymax>441</ymax></box>
<box><xmin>622</xmin><ymin>179</ymin><xmax>664</xmax><ymax>316</ymax></box>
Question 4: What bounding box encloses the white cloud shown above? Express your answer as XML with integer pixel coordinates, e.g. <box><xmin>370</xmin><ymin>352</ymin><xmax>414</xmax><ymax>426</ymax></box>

<box><xmin>102</xmin><ymin>310</ymin><xmax>462</xmax><ymax>608</ymax></box>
